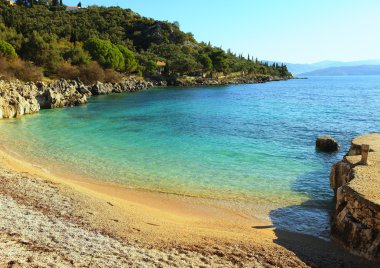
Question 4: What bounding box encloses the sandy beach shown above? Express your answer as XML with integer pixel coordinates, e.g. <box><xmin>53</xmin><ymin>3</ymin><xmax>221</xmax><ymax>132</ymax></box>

<box><xmin>0</xmin><ymin>147</ymin><xmax>377</xmax><ymax>267</ymax></box>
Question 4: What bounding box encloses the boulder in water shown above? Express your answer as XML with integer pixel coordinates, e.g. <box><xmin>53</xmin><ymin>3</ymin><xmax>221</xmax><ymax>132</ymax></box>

<box><xmin>316</xmin><ymin>136</ymin><xmax>340</xmax><ymax>152</ymax></box>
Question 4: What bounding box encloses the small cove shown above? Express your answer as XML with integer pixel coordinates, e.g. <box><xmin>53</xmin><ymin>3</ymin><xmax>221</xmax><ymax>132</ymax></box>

<box><xmin>1</xmin><ymin>76</ymin><xmax>380</xmax><ymax>239</ymax></box>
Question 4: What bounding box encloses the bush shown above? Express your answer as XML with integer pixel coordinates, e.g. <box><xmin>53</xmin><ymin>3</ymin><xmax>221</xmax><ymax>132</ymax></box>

<box><xmin>79</xmin><ymin>61</ymin><xmax>105</xmax><ymax>85</ymax></box>
<box><xmin>7</xmin><ymin>58</ymin><xmax>43</xmax><ymax>82</ymax></box>
<box><xmin>58</xmin><ymin>62</ymin><xmax>80</xmax><ymax>80</ymax></box>
<box><xmin>0</xmin><ymin>40</ymin><xmax>17</xmax><ymax>58</ymax></box>
<box><xmin>104</xmin><ymin>69</ymin><xmax>123</xmax><ymax>83</ymax></box>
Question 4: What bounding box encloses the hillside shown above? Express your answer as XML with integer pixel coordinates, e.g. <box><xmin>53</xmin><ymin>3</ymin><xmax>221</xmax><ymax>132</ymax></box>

<box><xmin>0</xmin><ymin>1</ymin><xmax>291</xmax><ymax>84</ymax></box>
<box><xmin>300</xmin><ymin>65</ymin><xmax>380</xmax><ymax>76</ymax></box>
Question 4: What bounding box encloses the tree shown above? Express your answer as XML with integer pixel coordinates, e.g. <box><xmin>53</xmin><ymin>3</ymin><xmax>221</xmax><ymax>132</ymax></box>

<box><xmin>117</xmin><ymin>45</ymin><xmax>138</xmax><ymax>73</ymax></box>
<box><xmin>77</xmin><ymin>1</ymin><xmax>81</xmax><ymax>7</ymax></box>
<box><xmin>0</xmin><ymin>40</ymin><xmax>17</xmax><ymax>58</ymax></box>
<box><xmin>63</xmin><ymin>46</ymin><xmax>91</xmax><ymax>65</ymax></box>
<box><xmin>198</xmin><ymin>54</ymin><xmax>212</xmax><ymax>72</ymax></box>
<box><xmin>20</xmin><ymin>31</ymin><xmax>62</xmax><ymax>73</ymax></box>
<box><xmin>84</xmin><ymin>38</ymin><xmax>125</xmax><ymax>71</ymax></box>
<box><xmin>208</xmin><ymin>48</ymin><xmax>228</xmax><ymax>73</ymax></box>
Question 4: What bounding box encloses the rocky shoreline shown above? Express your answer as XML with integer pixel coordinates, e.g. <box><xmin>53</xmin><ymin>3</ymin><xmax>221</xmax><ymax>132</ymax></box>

<box><xmin>0</xmin><ymin>78</ymin><xmax>154</xmax><ymax>119</ymax></box>
<box><xmin>0</xmin><ymin>75</ymin><xmax>292</xmax><ymax>120</ymax></box>
<box><xmin>330</xmin><ymin>134</ymin><xmax>380</xmax><ymax>261</ymax></box>
<box><xmin>168</xmin><ymin>74</ymin><xmax>291</xmax><ymax>87</ymax></box>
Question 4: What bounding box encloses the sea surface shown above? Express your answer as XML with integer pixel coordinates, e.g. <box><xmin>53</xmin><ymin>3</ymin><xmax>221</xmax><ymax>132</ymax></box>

<box><xmin>1</xmin><ymin>76</ymin><xmax>380</xmax><ymax>238</ymax></box>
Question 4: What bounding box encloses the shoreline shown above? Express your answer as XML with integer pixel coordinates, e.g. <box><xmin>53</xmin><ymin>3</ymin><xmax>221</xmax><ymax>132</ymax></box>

<box><xmin>0</xmin><ymin>76</ymin><xmax>292</xmax><ymax>120</ymax></box>
<box><xmin>0</xmin><ymin>144</ymin><xmax>273</xmax><ymax>239</ymax></box>
<box><xmin>0</xmin><ymin>141</ymin><xmax>377</xmax><ymax>266</ymax></box>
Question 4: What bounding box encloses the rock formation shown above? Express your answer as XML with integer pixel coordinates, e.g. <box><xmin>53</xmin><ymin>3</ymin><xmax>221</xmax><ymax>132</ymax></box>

<box><xmin>330</xmin><ymin>134</ymin><xmax>380</xmax><ymax>261</ymax></box>
<box><xmin>316</xmin><ymin>136</ymin><xmax>340</xmax><ymax>152</ymax></box>
<box><xmin>0</xmin><ymin>78</ymin><xmax>153</xmax><ymax>119</ymax></box>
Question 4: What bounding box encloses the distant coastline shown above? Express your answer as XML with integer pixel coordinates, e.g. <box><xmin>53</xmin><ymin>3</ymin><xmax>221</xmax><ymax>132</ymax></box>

<box><xmin>0</xmin><ymin>75</ymin><xmax>291</xmax><ymax>120</ymax></box>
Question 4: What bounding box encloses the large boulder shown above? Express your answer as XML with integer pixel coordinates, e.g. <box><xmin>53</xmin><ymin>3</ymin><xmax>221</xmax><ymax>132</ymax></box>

<box><xmin>36</xmin><ymin>80</ymin><xmax>88</xmax><ymax>108</ymax></box>
<box><xmin>316</xmin><ymin>136</ymin><xmax>340</xmax><ymax>152</ymax></box>
<box><xmin>91</xmin><ymin>81</ymin><xmax>113</xmax><ymax>95</ymax></box>
<box><xmin>0</xmin><ymin>80</ymin><xmax>41</xmax><ymax>118</ymax></box>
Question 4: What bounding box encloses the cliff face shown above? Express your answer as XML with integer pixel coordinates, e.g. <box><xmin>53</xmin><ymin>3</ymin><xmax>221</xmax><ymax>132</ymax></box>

<box><xmin>0</xmin><ymin>79</ymin><xmax>153</xmax><ymax>119</ymax></box>
<box><xmin>330</xmin><ymin>134</ymin><xmax>380</xmax><ymax>261</ymax></box>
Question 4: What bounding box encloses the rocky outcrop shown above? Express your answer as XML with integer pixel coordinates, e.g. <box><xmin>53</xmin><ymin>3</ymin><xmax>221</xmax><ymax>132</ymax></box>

<box><xmin>330</xmin><ymin>134</ymin><xmax>380</xmax><ymax>261</ymax></box>
<box><xmin>316</xmin><ymin>136</ymin><xmax>340</xmax><ymax>152</ymax></box>
<box><xmin>0</xmin><ymin>78</ymin><xmax>153</xmax><ymax>119</ymax></box>
<box><xmin>36</xmin><ymin>80</ymin><xmax>88</xmax><ymax>109</ymax></box>
<box><xmin>91</xmin><ymin>79</ymin><xmax>153</xmax><ymax>95</ymax></box>
<box><xmin>0</xmin><ymin>81</ymin><xmax>40</xmax><ymax>119</ymax></box>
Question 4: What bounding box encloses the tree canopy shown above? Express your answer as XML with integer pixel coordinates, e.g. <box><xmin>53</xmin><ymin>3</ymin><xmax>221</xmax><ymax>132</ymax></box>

<box><xmin>0</xmin><ymin>40</ymin><xmax>17</xmax><ymax>57</ymax></box>
<box><xmin>0</xmin><ymin>1</ymin><xmax>292</xmax><ymax>80</ymax></box>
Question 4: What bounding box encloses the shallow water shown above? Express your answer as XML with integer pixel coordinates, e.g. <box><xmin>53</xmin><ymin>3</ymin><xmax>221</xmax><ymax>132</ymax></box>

<box><xmin>1</xmin><ymin>76</ymin><xmax>380</xmax><ymax>238</ymax></box>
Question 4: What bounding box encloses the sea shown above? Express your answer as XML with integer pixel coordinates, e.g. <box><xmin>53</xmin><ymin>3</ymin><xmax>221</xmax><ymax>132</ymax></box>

<box><xmin>1</xmin><ymin>76</ymin><xmax>379</xmax><ymax>239</ymax></box>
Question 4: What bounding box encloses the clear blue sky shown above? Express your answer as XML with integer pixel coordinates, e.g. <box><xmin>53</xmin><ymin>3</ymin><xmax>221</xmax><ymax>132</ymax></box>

<box><xmin>65</xmin><ymin>0</ymin><xmax>380</xmax><ymax>63</ymax></box>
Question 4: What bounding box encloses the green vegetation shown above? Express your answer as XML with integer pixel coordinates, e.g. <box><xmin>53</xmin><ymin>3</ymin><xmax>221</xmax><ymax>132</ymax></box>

<box><xmin>0</xmin><ymin>40</ymin><xmax>17</xmax><ymax>57</ymax></box>
<box><xmin>0</xmin><ymin>0</ymin><xmax>291</xmax><ymax>83</ymax></box>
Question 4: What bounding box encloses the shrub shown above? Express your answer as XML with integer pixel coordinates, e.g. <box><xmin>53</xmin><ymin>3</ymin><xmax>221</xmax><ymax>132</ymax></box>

<box><xmin>8</xmin><ymin>58</ymin><xmax>43</xmax><ymax>82</ymax></box>
<box><xmin>104</xmin><ymin>69</ymin><xmax>123</xmax><ymax>83</ymax></box>
<box><xmin>79</xmin><ymin>61</ymin><xmax>105</xmax><ymax>85</ymax></box>
<box><xmin>58</xmin><ymin>62</ymin><xmax>80</xmax><ymax>80</ymax></box>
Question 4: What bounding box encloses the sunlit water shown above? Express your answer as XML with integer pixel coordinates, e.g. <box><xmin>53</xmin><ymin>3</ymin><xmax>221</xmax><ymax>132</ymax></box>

<box><xmin>1</xmin><ymin>76</ymin><xmax>379</xmax><ymax>238</ymax></box>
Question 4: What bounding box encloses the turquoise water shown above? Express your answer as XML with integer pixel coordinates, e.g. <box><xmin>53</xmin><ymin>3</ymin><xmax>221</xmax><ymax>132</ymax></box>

<box><xmin>1</xmin><ymin>76</ymin><xmax>380</xmax><ymax>238</ymax></box>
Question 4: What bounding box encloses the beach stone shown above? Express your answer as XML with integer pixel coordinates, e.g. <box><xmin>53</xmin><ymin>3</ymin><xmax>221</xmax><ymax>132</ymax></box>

<box><xmin>316</xmin><ymin>136</ymin><xmax>340</xmax><ymax>152</ymax></box>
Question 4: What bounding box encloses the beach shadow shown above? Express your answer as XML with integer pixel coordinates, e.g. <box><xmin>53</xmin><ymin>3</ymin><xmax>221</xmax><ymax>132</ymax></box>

<box><xmin>267</xmin><ymin>167</ymin><xmax>378</xmax><ymax>267</ymax></box>
<box><xmin>252</xmin><ymin>225</ymin><xmax>275</xmax><ymax>230</ymax></box>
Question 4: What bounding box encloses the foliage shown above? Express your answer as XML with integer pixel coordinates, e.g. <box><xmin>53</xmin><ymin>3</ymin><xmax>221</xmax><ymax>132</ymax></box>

<box><xmin>117</xmin><ymin>45</ymin><xmax>138</xmax><ymax>73</ymax></box>
<box><xmin>0</xmin><ymin>56</ymin><xmax>43</xmax><ymax>82</ymax></box>
<box><xmin>62</xmin><ymin>46</ymin><xmax>91</xmax><ymax>65</ymax></box>
<box><xmin>84</xmin><ymin>38</ymin><xmax>125</xmax><ymax>71</ymax></box>
<box><xmin>0</xmin><ymin>3</ymin><xmax>292</xmax><ymax>80</ymax></box>
<box><xmin>104</xmin><ymin>68</ymin><xmax>123</xmax><ymax>83</ymax></box>
<box><xmin>78</xmin><ymin>61</ymin><xmax>104</xmax><ymax>85</ymax></box>
<box><xmin>0</xmin><ymin>40</ymin><xmax>17</xmax><ymax>58</ymax></box>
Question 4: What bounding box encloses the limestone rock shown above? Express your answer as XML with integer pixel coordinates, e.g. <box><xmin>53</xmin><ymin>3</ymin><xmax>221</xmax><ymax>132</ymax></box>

<box><xmin>0</xmin><ymin>77</ymin><xmax>152</xmax><ymax>119</ymax></box>
<box><xmin>330</xmin><ymin>134</ymin><xmax>380</xmax><ymax>261</ymax></box>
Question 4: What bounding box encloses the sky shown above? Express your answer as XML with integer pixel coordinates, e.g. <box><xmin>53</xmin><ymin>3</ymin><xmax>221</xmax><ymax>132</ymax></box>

<box><xmin>65</xmin><ymin>0</ymin><xmax>380</xmax><ymax>64</ymax></box>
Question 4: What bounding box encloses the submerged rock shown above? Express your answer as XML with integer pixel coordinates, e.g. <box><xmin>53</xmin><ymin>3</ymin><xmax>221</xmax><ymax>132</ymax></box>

<box><xmin>316</xmin><ymin>136</ymin><xmax>340</xmax><ymax>152</ymax></box>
